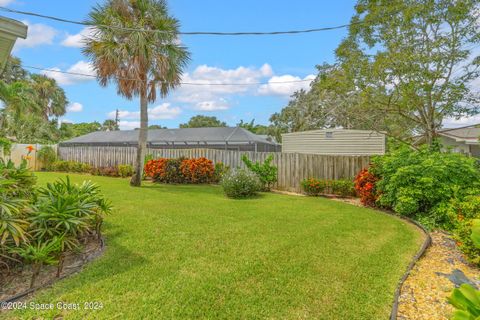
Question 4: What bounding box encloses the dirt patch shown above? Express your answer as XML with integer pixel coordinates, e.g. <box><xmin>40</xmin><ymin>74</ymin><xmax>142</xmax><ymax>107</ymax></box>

<box><xmin>397</xmin><ymin>231</ymin><xmax>480</xmax><ymax>320</ymax></box>
<box><xmin>0</xmin><ymin>237</ymin><xmax>104</xmax><ymax>303</ymax></box>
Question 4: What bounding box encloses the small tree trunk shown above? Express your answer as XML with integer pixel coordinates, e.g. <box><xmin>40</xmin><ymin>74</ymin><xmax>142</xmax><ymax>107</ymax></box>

<box><xmin>30</xmin><ymin>262</ymin><xmax>42</xmax><ymax>288</ymax></box>
<box><xmin>56</xmin><ymin>254</ymin><xmax>64</xmax><ymax>278</ymax></box>
<box><xmin>130</xmin><ymin>82</ymin><xmax>149</xmax><ymax>187</ymax></box>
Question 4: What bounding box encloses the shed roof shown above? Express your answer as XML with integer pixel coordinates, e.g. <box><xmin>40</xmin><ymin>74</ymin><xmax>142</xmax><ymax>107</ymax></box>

<box><xmin>438</xmin><ymin>124</ymin><xmax>480</xmax><ymax>145</ymax></box>
<box><xmin>60</xmin><ymin>127</ymin><xmax>279</xmax><ymax>146</ymax></box>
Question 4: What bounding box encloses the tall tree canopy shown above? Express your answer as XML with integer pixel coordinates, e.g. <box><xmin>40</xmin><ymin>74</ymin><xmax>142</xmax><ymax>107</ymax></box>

<box><xmin>85</xmin><ymin>0</ymin><xmax>190</xmax><ymax>186</ymax></box>
<box><xmin>180</xmin><ymin>115</ymin><xmax>227</xmax><ymax>128</ymax></box>
<box><xmin>273</xmin><ymin>0</ymin><xmax>480</xmax><ymax>144</ymax></box>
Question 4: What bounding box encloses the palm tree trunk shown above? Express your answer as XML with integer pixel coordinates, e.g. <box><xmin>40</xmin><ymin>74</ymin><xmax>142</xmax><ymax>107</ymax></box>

<box><xmin>130</xmin><ymin>82</ymin><xmax>148</xmax><ymax>186</ymax></box>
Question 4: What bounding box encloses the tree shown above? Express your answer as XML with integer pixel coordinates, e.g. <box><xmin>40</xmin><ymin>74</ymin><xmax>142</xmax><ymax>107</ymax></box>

<box><xmin>236</xmin><ymin>119</ymin><xmax>270</xmax><ymax>135</ymax></box>
<box><xmin>335</xmin><ymin>0</ymin><xmax>480</xmax><ymax>144</ymax></box>
<box><xmin>30</xmin><ymin>74</ymin><xmax>68</xmax><ymax>120</ymax></box>
<box><xmin>102</xmin><ymin>119</ymin><xmax>119</xmax><ymax>131</ymax></box>
<box><xmin>1</xmin><ymin>56</ymin><xmax>28</xmax><ymax>84</ymax></box>
<box><xmin>59</xmin><ymin>122</ymin><xmax>102</xmax><ymax>140</ymax></box>
<box><xmin>271</xmin><ymin>63</ymin><xmax>415</xmax><ymax>143</ymax></box>
<box><xmin>84</xmin><ymin>0</ymin><xmax>190</xmax><ymax>186</ymax></box>
<box><xmin>148</xmin><ymin>124</ymin><xmax>166</xmax><ymax>129</ymax></box>
<box><xmin>180</xmin><ymin>115</ymin><xmax>226</xmax><ymax>128</ymax></box>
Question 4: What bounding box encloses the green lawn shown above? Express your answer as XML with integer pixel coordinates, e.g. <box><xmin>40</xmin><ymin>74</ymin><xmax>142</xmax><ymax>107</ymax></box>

<box><xmin>7</xmin><ymin>172</ymin><xmax>423</xmax><ymax>320</ymax></box>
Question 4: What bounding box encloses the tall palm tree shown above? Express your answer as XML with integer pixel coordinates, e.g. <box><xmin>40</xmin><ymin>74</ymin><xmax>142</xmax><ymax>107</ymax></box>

<box><xmin>30</xmin><ymin>74</ymin><xmax>68</xmax><ymax>120</ymax></box>
<box><xmin>84</xmin><ymin>0</ymin><xmax>190</xmax><ymax>186</ymax></box>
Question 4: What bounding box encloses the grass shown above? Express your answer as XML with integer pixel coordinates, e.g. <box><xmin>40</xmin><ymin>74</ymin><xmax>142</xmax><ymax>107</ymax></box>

<box><xmin>7</xmin><ymin>172</ymin><xmax>423</xmax><ymax>320</ymax></box>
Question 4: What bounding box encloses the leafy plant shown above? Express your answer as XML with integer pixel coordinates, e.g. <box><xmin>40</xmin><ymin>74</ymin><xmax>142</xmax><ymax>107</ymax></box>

<box><xmin>372</xmin><ymin>146</ymin><xmax>480</xmax><ymax>224</ymax></box>
<box><xmin>10</xmin><ymin>237</ymin><xmax>61</xmax><ymax>288</ymax></box>
<box><xmin>221</xmin><ymin>169</ymin><xmax>261</xmax><ymax>199</ymax></box>
<box><xmin>301</xmin><ymin>178</ymin><xmax>355</xmax><ymax>197</ymax></box>
<box><xmin>52</xmin><ymin>160</ymin><xmax>92</xmax><ymax>173</ymax></box>
<box><xmin>301</xmin><ymin>178</ymin><xmax>327</xmax><ymax>196</ymax></box>
<box><xmin>180</xmin><ymin>157</ymin><xmax>215</xmax><ymax>183</ymax></box>
<box><xmin>213</xmin><ymin>162</ymin><xmax>229</xmax><ymax>183</ymax></box>
<box><xmin>118</xmin><ymin>164</ymin><xmax>134</xmax><ymax>178</ymax></box>
<box><xmin>241</xmin><ymin>154</ymin><xmax>277</xmax><ymax>191</ymax></box>
<box><xmin>354</xmin><ymin>167</ymin><xmax>379</xmax><ymax>206</ymax></box>
<box><xmin>0</xmin><ymin>137</ymin><xmax>12</xmax><ymax>155</ymax></box>
<box><xmin>36</xmin><ymin>146</ymin><xmax>57</xmax><ymax>171</ymax></box>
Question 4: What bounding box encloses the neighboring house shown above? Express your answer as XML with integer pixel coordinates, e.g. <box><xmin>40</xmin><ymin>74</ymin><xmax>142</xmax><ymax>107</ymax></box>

<box><xmin>0</xmin><ymin>16</ymin><xmax>27</xmax><ymax>70</ymax></box>
<box><xmin>60</xmin><ymin>127</ymin><xmax>281</xmax><ymax>152</ymax></box>
<box><xmin>281</xmin><ymin>129</ymin><xmax>386</xmax><ymax>155</ymax></box>
<box><xmin>436</xmin><ymin>125</ymin><xmax>480</xmax><ymax>157</ymax></box>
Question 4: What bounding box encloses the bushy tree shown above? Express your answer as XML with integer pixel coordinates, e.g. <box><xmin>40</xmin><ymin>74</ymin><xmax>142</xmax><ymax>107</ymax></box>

<box><xmin>180</xmin><ymin>115</ymin><xmax>226</xmax><ymax>128</ymax></box>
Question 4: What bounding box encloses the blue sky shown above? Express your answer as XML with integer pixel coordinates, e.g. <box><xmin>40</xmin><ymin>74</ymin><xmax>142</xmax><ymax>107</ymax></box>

<box><xmin>4</xmin><ymin>0</ymin><xmax>359</xmax><ymax>129</ymax></box>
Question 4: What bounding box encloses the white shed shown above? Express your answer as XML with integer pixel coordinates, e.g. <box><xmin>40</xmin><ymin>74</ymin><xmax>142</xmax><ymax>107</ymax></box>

<box><xmin>281</xmin><ymin>129</ymin><xmax>386</xmax><ymax>155</ymax></box>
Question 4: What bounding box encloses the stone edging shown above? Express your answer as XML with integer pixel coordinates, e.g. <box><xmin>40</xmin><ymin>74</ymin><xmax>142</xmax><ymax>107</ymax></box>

<box><xmin>1</xmin><ymin>237</ymin><xmax>105</xmax><ymax>304</ymax></box>
<box><xmin>388</xmin><ymin>215</ymin><xmax>431</xmax><ymax>320</ymax></box>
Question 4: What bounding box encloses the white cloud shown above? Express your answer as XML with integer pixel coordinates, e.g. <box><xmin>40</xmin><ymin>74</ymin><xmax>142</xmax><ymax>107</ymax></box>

<box><xmin>62</xmin><ymin>27</ymin><xmax>95</xmax><ymax>48</ymax></box>
<box><xmin>118</xmin><ymin>121</ymin><xmax>140</xmax><ymax>130</ymax></box>
<box><xmin>0</xmin><ymin>0</ymin><xmax>15</xmax><ymax>5</ymax></box>
<box><xmin>108</xmin><ymin>103</ymin><xmax>181</xmax><ymax>120</ymax></box>
<box><xmin>258</xmin><ymin>74</ymin><xmax>316</xmax><ymax>96</ymax></box>
<box><xmin>66</xmin><ymin>102</ymin><xmax>83</xmax><ymax>112</ymax></box>
<box><xmin>193</xmin><ymin>99</ymin><xmax>229</xmax><ymax>111</ymax></box>
<box><xmin>443</xmin><ymin>115</ymin><xmax>480</xmax><ymax>128</ymax></box>
<box><xmin>43</xmin><ymin>60</ymin><xmax>95</xmax><ymax>85</ymax></box>
<box><xmin>60</xmin><ymin>118</ymin><xmax>73</xmax><ymax>124</ymax></box>
<box><xmin>14</xmin><ymin>21</ymin><xmax>57</xmax><ymax>50</ymax></box>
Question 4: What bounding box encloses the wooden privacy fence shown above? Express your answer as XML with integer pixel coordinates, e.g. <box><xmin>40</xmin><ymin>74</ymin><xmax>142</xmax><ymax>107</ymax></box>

<box><xmin>58</xmin><ymin>146</ymin><xmax>371</xmax><ymax>192</ymax></box>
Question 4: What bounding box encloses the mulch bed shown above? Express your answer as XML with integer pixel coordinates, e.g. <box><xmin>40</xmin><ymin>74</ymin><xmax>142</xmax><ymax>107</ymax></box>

<box><xmin>397</xmin><ymin>231</ymin><xmax>480</xmax><ymax>320</ymax></box>
<box><xmin>0</xmin><ymin>237</ymin><xmax>104</xmax><ymax>304</ymax></box>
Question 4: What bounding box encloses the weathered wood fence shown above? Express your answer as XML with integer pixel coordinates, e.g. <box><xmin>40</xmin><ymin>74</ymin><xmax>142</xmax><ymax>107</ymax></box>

<box><xmin>58</xmin><ymin>146</ymin><xmax>371</xmax><ymax>192</ymax></box>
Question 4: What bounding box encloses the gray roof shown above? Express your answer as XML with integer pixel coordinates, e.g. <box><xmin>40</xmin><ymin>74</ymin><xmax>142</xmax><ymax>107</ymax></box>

<box><xmin>60</xmin><ymin>127</ymin><xmax>279</xmax><ymax>146</ymax></box>
<box><xmin>439</xmin><ymin>125</ymin><xmax>480</xmax><ymax>139</ymax></box>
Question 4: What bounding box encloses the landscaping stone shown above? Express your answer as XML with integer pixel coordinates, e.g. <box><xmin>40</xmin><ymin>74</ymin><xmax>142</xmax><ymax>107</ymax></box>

<box><xmin>397</xmin><ymin>232</ymin><xmax>480</xmax><ymax>320</ymax></box>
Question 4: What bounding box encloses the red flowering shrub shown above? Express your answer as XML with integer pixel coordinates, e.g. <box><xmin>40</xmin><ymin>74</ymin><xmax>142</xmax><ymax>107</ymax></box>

<box><xmin>144</xmin><ymin>157</ymin><xmax>215</xmax><ymax>184</ymax></box>
<box><xmin>180</xmin><ymin>157</ymin><xmax>215</xmax><ymax>183</ymax></box>
<box><xmin>354</xmin><ymin>167</ymin><xmax>379</xmax><ymax>206</ymax></box>
<box><xmin>301</xmin><ymin>178</ymin><xmax>327</xmax><ymax>196</ymax></box>
<box><xmin>144</xmin><ymin>158</ymin><xmax>168</xmax><ymax>179</ymax></box>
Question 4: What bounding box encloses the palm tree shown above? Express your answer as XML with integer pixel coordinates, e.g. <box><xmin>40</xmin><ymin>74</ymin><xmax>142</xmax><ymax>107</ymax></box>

<box><xmin>84</xmin><ymin>0</ymin><xmax>190</xmax><ymax>186</ymax></box>
<box><xmin>30</xmin><ymin>74</ymin><xmax>68</xmax><ymax>120</ymax></box>
<box><xmin>102</xmin><ymin>119</ymin><xmax>119</xmax><ymax>131</ymax></box>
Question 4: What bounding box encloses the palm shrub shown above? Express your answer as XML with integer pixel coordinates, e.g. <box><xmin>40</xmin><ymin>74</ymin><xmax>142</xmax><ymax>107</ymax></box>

<box><xmin>37</xmin><ymin>146</ymin><xmax>57</xmax><ymax>171</ymax></box>
<box><xmin>221</xmin><ymin>169</ymin><xmax>261</xmax><ymax>199</ymax></box>
<box><xmin>29</xmin><ymin>178</ymin><xmax>112</xmax><ymax>276</ymax></box>
<box><xmin>241</xmin><ymin>155</ymin><xmax>278</xmax><ymax>191</ymax></box>
<box><xmin>10</xmin><ymin>237</ymin><xmax>61</xmax><ymax>288</ymax></box>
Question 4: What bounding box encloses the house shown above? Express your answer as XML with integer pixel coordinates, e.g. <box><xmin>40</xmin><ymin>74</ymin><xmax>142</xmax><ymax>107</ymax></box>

<box><xmin>281</xmin><ymin>129</ymin><xmax>386</xmax><ymax>155</ymax></box>
<box><xmin>59</xmin><ymin>127</ymin><xmax>281</xmax><ymax>152</ymax></box>
<box><xmin>436</xmin><ymin>125</ymin><xmax>480</xmax><ymax>157</ymax></box>
<box><xmin>0</xmin><ymin>16</ymin><xmax>27</xmax><ymax>70</ymax></box>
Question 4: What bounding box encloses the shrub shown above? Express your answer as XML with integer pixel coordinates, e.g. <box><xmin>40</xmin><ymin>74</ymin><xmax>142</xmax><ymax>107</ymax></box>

<box><xmin>301</xmin><ymin>178</ymin><xmax>327</xmax><ymax>196</ymax></box>
<box><xmin>0</xmin><ymin>137</ymin><xmax>12</xmax><ymax>155</ymax></box>
<box><xmin>331</xmin><ymin>179</ymin><xmax>356</xmax><ymax>197</ymax></box>
<box><xmin>221</xmin><ymin>169</ymin><xmax>261</xmax><ymax>199</ymax></box>
<box><xmin>180</xmin><ymin>157</ymin><xmax>215</xmax><ymax>183</ymax></box>
<box><xmin>213</xmin><ymin>162</ymin><xmax>229</xmax><ymax>183</ymax></box>
<box><xmin>118</xmin><ymin>164</ymin><xmax>134</xmax><ymax>178</ymax></box>
<box><xmin>91</xmin><ymin>166</ymin><xmax>120</xmax><ymax>177</ymax></box>
<box><xmin>354</xmin><ymin>168</ymin><xmax>379</xmax><ymax>206</ymax></box>
<box><xmin>372</xmin><ymin>146</ymin><xmax>480</xmax><ymax>221</ymax></box>
<box><xmin>301</xmin><ymin>178</ymin><xmax>355</xmax><ymax>197</ymax></box>
<box><xmin>52</xmin><ymin>160</ymin><xmax>92</xmax><ymax>173</ymax></box>
<box><xmin>241</xmin><ymin>155</ymin><xmax>278</xmax><ymax>191</ymax></box>
<box><xmin>37</xmin><ymin>146</ymin><xmax>57</xmax><ymax>171</ymax></box>
<box><xmin>144</xmin><ymin>158</ymin><xmax>168</xmax><ymax>179</ymax></box>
